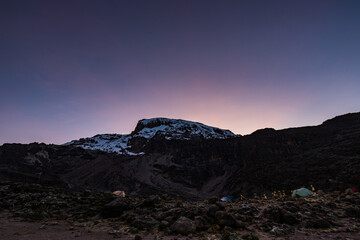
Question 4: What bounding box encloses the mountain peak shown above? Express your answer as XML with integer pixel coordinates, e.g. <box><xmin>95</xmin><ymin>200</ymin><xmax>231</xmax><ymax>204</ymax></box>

<box><xmin>133</xmin><ymin>117</ymin><xmax>236</xmax><ymax>140</ymax></box>
<box><xmin>65</xmin><ymin>118</ymin><xmax>237</xmax><ymax>155</ymax></box>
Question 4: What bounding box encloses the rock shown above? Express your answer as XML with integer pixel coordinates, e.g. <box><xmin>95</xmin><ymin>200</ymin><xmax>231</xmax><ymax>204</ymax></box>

<box><xmin>152</xmin><ymin>211</ymin><xmax>166</xmax><ymax>221</ymax></box>
<box><xmin>282</xmin><ymin>212</ymin><xmax>299</xmax><ymax>225</ymax></box>
<box><xmin>345</xmin><ymin>195</ymin><xmax>354</xmax><ymax>200</ymax></box>
<box><xmin>221</xmin><ymin>232</ymin><xmax>231</xmax><ymax>240</ymax></box>
<box><xmin>194</xmin><ymin>216</ymin><xmax>208</xmax><ymax>230</ymax></box>
<box><xmin>108</xmin><ymin>230</ymin><xmax>122</xmax><ymax>238</ymax></box>
<box><xmin>208</xmin><ymin>197</ymin><xmax>218</xmax><ymax>204</ymax></box>
<box><xmin>303</xmin><ymin>218</ymin><xmax>331</xmax><ymax>229</ymax></box>
<box><xmin>240</xmin><ymin>233</ymin><xmax>259</xmax><ymax>240</ymax></box>
<box><xmin>183</xmin><ymin>209</ymin><xmax>196</xmax><ymax>219</ymax></box>
<box><xmin>207</xmin><ymin>205</ymin><xmax>219</xmax><ymax>218</ymax></box>
<box><xmin>235</xmin><ymin>220</ymin><xmax>246</xmax><ymax>229</ymax></box>
<box><xmin>221</xmin><ymin>232</ymin><xmax>241</xmax><ymax>240</ymax></box>
<box><xmin>223</xmin><ymin>226</ymin><xmax>233</xmax><ymax>232</ymax></box>
<box><xmin>134</xmin><ymin>235</ymin><xmax>142</xmax><ymax>240</ymax></box>
<box><xmin>259</xmin><ymin>222</ymin><xmax>272</xmax><ymax>232</ymax></box>
<box><xmin>194</xmin><ymin>206</ymin><xmax>205</xmax><ymax>216</ymax></box>
<box><xmin>237</xmin><ymin>205</ymin><xmax>259</xmax><ymax>216</ymax></box>
<box><xmin>317</xmin><ymin>190</ymin><xmax>325</xmax><ymax>196</ymax></box>
<box><xmin>101</xmin><ymin>198</ymin><xmax>132</xmax><ymax>218</ymax></box>
<box><xmin>270</xmin><ymin>226</ymin><xmax>285</xmax><ymax>236</ymax></box>
<box><xmin>137</xmin><ymin>195</ymin><xmax>160</xmax><ymax>208</ymax></box>
<box><xmin>263</xmin><ymin>207</ymin><xmax>299</xmax><ymax>225</ymax></box>
<box><xmin>216</xmin><ymin>202</ymin><xmax>226</xmax><ymax>211</ymax></box>
<box><xmin>343</xmin><ymin>195</ymin><xmax>360</xmax><ymax>204</ymax></box>
<box><xmin>325</xmin><ymin>202</ymin><xmax>337</xmax><ymax>209</ymax></box>
<box><xmin>215</xmin><ymin>211</ymin><xmax>236</xmax><ymax>227</ymax></box>
<box><xmin>159</xmin><ymin>220</ymin><xmax>169</xmax><ymax>230</ymax></box>
<box><xmin>164</xmin><ymin>216</ymin><xmax>175</xmax><ymax>223</ymax></box>
<box><xmin>222</xmin><ymin>213</ymin><xmax>236</xmax><ymax>227</ymax></box>
<box><xmin>165</xmin><ymin>208</ymin><xmax>183</xmax><ymax>217</ymax></box>
<box><xmin>215</xmin><ymin>211</ymin><xmax>225</xmax><ymax>221</ymax></box>
<box><xmin>284</xmin><ymin>202</ymin><xmax>299</xmax><ymax>213</ymax></box>
<box><xmin>345</xmin><ymin>207</ymin><xmax>360</xmax><ymax>218</ymax></box>
<box><xmin>345</xmin><ymin>188</ymin><xmax>354</xmax><ymax>195</ymax></box>
<box><xmin>133</xmin><ymin>216</ymin><xmax>159</xmax><ymax>230</ymax></box>
<box><xmin>46</xmin><ymin>221</ymin><xmax>59</xmax><ymax>225</ymax></box>
<box><xmin>175</xmin><ymin>199</ymin><xmax>183</xmax><ymax>207</ymax></box>
<box><xmin>171</xmin><ymin>216</ymin><xmax>196</xmax><ymax>235</ymax></box>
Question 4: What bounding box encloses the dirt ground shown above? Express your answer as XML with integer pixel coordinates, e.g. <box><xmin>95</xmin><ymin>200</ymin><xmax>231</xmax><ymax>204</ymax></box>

<box><xmin>1</xmin><ymin>212</ymin><xmax>359</xmax><ymax>240</ymax></box>
<box><xmin>1</xmin><ymin>181</ymin><xmax>360</xmax><ymax>240</ymax></box>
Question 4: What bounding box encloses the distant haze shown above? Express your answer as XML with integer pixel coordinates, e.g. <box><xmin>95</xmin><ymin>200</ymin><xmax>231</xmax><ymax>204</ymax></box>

<box><xmin>1</xmin><ymin>0</ymin><xmax>360</xmax><ymax>144</ymax></box>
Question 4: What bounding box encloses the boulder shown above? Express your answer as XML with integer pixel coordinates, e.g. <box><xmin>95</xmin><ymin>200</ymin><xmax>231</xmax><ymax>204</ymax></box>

<box><xmin>303</xmin><ymin>218</ymin><xmax>331</xmax><ymax>229</ymax></box>
<box><xmin>215</xmin><ymin>211</ymin><xmax>236</xmax><ymax>227</ymax></box>
<box><xmin>263</xmin><ymin>207</ymin><xmax>299</xmax><ymax>225</ymax></box>
<box><xmin>270</xmin><ymin>226</ymin><xmax>285</xmax><ymax>236</ymax></box>
<box><xmin>345</xmin><ymin>207</ymin><xmax>360</xmax><ymax>218</ymax></box>
<box><xmin>194</xmin><ymin>215</ymin><xmax>208</xmax><ymax>230</ymax></box>
<box><xmin>133</xmin><ymin>216</ymin><xmax>159</xmax><ymax>230</ymax></box>
<box><xmin>345</xmin><ymin>188</ymin><xmax>354</xmax><ymax>195</ymax></box>
<box><xmin>136</xmin><ymin>195</ymin><xmax>161</xmax><ymax>208</ymax></box>
<box><xmin>101</xmin><ymin>198</ymin><xmax>132</xmax><ymax>218</ymax></box>
<box><xmin>241</xmin><ymin>233</ymin><xmax>259</xmax><ymax>240</ymax></box>
<box><xmin>207</xmin><ymin>205</ymin><xmax>219</xmax><ymax>218</ymax></box>
<box><xmin>171</xmin><ymin>216</ymin><xmax>196</xmax><ymax>235</ymax></box>
<box><xmin>208</xmin><ymin>197</ymin><xmax>218</xmax><ymax>204</ymax></box>
<box><xmin>159</xmin><ymin>220</ymin><xmax>169</xmax><ymax>230</ymax></box>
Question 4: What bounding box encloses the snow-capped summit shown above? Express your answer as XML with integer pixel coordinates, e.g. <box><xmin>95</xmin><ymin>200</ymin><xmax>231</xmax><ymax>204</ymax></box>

<box><xmin>64</xmin><ymin>118</ymin><xmax>236</xmax><ymax>155</ymax></box>
<box><xmin>133</xmin><ymin>118</ymin><xmax>235</xmax><ymax>140</ymax></box>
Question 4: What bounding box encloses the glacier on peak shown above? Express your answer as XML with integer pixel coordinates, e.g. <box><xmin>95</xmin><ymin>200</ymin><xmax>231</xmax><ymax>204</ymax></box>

<box><xmin>133</xmin><ymin>118</ymin><xmax>235</xmax><ymax>139</ymax></box>
<box><xmin>64</xmin><ymin>118</ymin><xmax>236</xmax><ymax>155</ymax></box>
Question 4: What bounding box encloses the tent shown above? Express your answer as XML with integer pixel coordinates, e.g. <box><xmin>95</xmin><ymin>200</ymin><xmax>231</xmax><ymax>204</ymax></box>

<box><xmin>113</xmin><ymin>190</ymin><xmax>126</xmax><ymax>197</ymax></box>
<box><xmin>291</xmin><ymin>188</ymin><xmax>314</xmax><ymax>197</ymax></box>
<box><xmin>220</xmin><ymin>196</ymin><xmax>233</xmax><ymax>202</ymax></box>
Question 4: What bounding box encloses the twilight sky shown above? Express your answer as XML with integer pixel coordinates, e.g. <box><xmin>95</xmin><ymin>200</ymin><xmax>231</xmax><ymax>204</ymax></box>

<box><xmin>1</xmin><ymin>0</ymin><xmax>360</xmax><ymax>144</ymax></box>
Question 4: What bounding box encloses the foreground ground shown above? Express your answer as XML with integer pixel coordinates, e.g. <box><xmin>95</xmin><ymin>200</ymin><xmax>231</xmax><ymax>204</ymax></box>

<box><xmin>0</xmin><ymin>182</ymin><xmax>359</xmax><ymax>239</ymax></box>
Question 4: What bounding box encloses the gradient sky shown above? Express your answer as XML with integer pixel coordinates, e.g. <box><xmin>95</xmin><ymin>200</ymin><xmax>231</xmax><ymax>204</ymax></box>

<box><xmin>1</xmin><ymin>0</ymin><xmax>360</xmax><ymax>144</ymax></box>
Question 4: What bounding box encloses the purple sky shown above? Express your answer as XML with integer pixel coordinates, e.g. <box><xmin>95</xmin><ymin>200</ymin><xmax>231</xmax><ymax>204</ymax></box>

<box><xmin>1</xmin><ymin>0</ymin><xmax>360</xmax><ymax>144</ymax></box>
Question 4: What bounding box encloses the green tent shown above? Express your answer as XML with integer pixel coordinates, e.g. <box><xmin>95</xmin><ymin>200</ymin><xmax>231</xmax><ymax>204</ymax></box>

<box><xmin>292</xmin><ymin>188</ymin><xmax>314</xmax><ymax>197</ymax></box>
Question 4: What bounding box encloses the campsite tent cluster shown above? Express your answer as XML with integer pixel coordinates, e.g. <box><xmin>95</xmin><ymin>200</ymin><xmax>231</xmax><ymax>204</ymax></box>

<box><xmin>112</xmin><ymin>188</ymin><xmax>317</xmax><ymax>201</ymax></box>
<box><xmin>220</xmin><ymin>187</ymin><xmax>317</xmax><ymax>202</ymax></box>
<box><xmin>291</xmin><ymin>188</ymin><xmax>315</xmax><ymax>197</ymax></box>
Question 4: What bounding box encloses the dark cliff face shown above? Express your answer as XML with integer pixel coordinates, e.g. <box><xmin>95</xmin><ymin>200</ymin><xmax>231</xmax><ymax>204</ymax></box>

<box><xmin>0</xmin><ymin>112</ymin><xmax>360</xmax><ymax>199</ymax></box>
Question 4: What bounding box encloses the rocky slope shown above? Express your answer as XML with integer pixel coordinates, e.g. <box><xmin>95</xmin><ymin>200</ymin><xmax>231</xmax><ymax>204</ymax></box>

<box><xmin>0</xmin><ymin>181</ymin><xmax>359</xmax><ymax>239</ymax></box>
<box><xmin>0</xmin><ymin>113</ymin><xmax>359</xmax><ymax>199</ymax></box>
